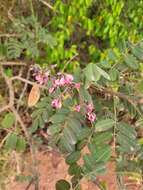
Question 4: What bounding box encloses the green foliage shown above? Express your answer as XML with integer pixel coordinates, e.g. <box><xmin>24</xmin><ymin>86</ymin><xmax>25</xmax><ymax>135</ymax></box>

<box><xmin>31</xmin><ymin>97</ymin><xmax>53</xmax><ymax>133</ymax></box>
<box><xmin>56</xmin><ymin>179</ymin><xmax>71</xmax><ymax>190</ymax></box>
<box><xmin>26</xmin><ymin>42</ymin><xmax>143</xmax><ymax>188</ymax></box>
<box><xmin>1</xmin><ymin>112</ymin><xmax>15</xmax><ymax>129</ymax></box>
<box><xmin>1</xmin><ymin>0</ymin><xmax>143</xmax><ymax>72</ymax></box>
<box><xmin>1</xmin><ymin>0</ymin><xmax>143</xmax><ymax>189</ymax></box>
<box><xmin>5</xmin><ymin>16</ymin><xmax>56</xmax><ymax>60</ymax></box>
<box><xmin>95</xmin><ymin>119</ymin><xmax>115</xmax><ymax>132</ymax></box>
<box><xmin>83</xmin><ymin>144</ymin><xmax>111</xmax><ymax>179</ymax></box>
<box><xmin>5</xmin><ymin>133</ymin><xmax>26</xmax><ymax>152</ymax></box>
<box><xmin>116</xmin><ymin>122</ymin><xmax>139</xmax><ymax>154</ymax></box>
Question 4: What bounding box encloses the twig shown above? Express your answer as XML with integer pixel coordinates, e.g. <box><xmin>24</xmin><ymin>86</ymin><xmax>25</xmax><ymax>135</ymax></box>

<box><xmin>0</xmin><ymin>133</ymin><xmax>10</xmax><ymax>149</ymax></box>
<box><xmin>7</xmin><ymin>0</ymin><xmax>16</xmax><ymax>22</ymax></box>
<box><xmin>61</xmin><ymin>54</ymin><xmax>78</xmax><ymax>73</ymax></box>
<box><xmin>0</xmin><ymin>105</ymin><xmax>10</xmax><ymax>114</ymax></box>
<box><xmin>0</xmin><ymin>61</ymin><xmax>26</xmax><ymax>66</ymax></box>
<box><xmin>11</xmin><ymin>107</ymin><xmax>39</xmax><ymax>190</ymax></box>
<box><xmin>39</xmin><ymin>0</ymin><xmax>55</xmax><ymax>10</ymax></box>
<box><xmin>0</xmin><ymin>65</ymin><xmax>39</xmax><ymax>190</ymax></box>
<box><xmin>0</xmin><ymin>33</ymin><xmax>19</xmax><ymax>38</ymax></box>
<box><xmin>93</xmin><ymin>180</ymin><xmax>105</xmax><ymax>190</ymax></box>
<box><xmin>11</xmin><ymin>76</ymin><xmax>35</xmax><ymax>86</ymax></box>
<box><xmin>17</xmin><ymin>69</ymin><xmax>30</xmax><ymax>111</ymax></box>
<box><xmin>12</xmin><ymin>76</ymin><xmax>48</xmax><ymax>90</ymax></box>
<box><xmin>25</xmin><ymin>177</ymin><xmax>35</xmax><ymax>190</ymax></box>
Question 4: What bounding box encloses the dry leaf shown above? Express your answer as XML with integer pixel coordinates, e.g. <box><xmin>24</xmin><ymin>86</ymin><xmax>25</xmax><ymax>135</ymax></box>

<box><xmin>28</xmin><ymin>84</ymin><xmax>40</xmax><ymax>107</ymax></box>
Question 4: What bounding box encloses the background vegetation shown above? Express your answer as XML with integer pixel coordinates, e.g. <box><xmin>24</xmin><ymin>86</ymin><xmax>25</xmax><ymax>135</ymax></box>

<box><xmin>0</xmin><ymin>0</ymin><xmax>143</xmax><ymax>189</ymax></box>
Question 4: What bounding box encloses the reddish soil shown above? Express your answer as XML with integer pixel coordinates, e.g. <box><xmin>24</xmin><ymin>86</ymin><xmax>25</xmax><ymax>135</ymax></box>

<box><xmin>7</xmin><ymin>151</ymin><xmax>141</xmax><ymax>190</ymax></box>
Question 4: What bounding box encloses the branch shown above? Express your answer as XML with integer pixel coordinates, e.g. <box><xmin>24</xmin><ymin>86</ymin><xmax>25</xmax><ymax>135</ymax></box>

<box><xmin>0</xmin><ymin>133</ymin><xmax>10</xmax><ymax>149</ymax></box>
<box><xmin>0</xmin><ymin>33</ymin><xmax>19</xmax><ymax>38</ymax></box>
<box><xmin>0</xmin><ymin>105</ymin><xmax>10</xmax><ymax>114</ymax></box>
<box><xmin>12</xmin><ymin>76</ymin><xmax>48</xmax><ymax>90</ymax></box>
<box><xmin>0</xmin><ymin>61</ymin><xmax>26</xmax><ymax>66</ymax></box>
<box><xmin>11</xmin><ymin>107</ymin><xmax>39</xmax><ymax>189</ymax></box>
<box><xmin>39</xmin><ymin>0</ymin><xmax>55</xmax><ymax>10</ymax></box>
<box><xmin>0</xmin><ymin>64</ymin><xmax>39</xmax><ymax>189</ymax></box>
<box><xmin>91</xmin><ymin>85</ymin><xmax>142</xmax><ymax>116</ymax></box>
<box><xmin>61</xmin><ymin>54</ymin><xmax>78</xmax><ymax>73</ymax></box>
<box><xmin>17</xmin><ymin>69</ymin><xmax>30</xmax><ymax>111</ymax></box>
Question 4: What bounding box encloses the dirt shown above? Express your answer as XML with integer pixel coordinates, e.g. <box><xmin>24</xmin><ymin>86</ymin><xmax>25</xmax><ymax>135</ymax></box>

<box><xmin>7</xmin><ymin>150</ymin><xmax>141</xmax><ymax>190</ymax></box>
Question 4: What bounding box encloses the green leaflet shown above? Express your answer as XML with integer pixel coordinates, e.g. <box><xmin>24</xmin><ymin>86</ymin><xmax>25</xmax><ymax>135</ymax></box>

<box><xmin>31</xmin><ymin>98</ymin><xmax>52</xmax><ymax>133</ymax></box>
<box><xmin>50</xmin><ymin>114</ymin><xmax>67</xmax><ymax>123</ymax></box>
<box><xmin>66</xmin><ymin>151</ymin><xmax>81</xmax><ymax>165</ymax></box>
<box><xmin>88</xmin><ymin>144</ymin><xmax>111</xmax><ymax>163</ymax></box>
<box><xmin>16</xmin><ymin>136</ymin><xmax>26</xmax><ymax>152</ymax></box>
<box><xmin>92</xmin><ymin>131</ymin><xmax>113</xmax><ymax>145</ymax></box>
<box><xmin>84</xmin><ymin>63</ymin><xmax>110</xmax><ymax>83</ymax></box>
<box><xmin>95</xmin><ymin>119</ymin><xmax>115</xmax><ymax>132</ymax></box>
<box><xmin>56</xmin><ymin>180</ymin><xmax>71</xmax><ymax>190</ymax></box>
<box><xmin>124</xmin><ymin>54</ymin><xmax>139</xmax><ymax>70</ymax></box>
<box><xmin>109</xmin><ymin>68</ymin><xmax>119</xmax><ymax>81</ymax></box>
<box><xmin>84</xmin><ymin>63</ymin><xmax>101</xmax><ymax>82</ymax></box>
<box><xmin>131</xmin><ymin>44</ymin><xmax>143</xmax><ymax>61</ymax></box>
<box><xmin>5</xmin><ymin>133</ymin><xmax>18</xmax><ymax>150</ymax></box>
<box><xmin>117</xmin><ymin>122</ymin><xmax>140</xmax><ymax>154</ymax></box>
<box><xmin>1</xmin><ymin>112</ymin><xmax>15</xmax><ymax>128</ymax></box>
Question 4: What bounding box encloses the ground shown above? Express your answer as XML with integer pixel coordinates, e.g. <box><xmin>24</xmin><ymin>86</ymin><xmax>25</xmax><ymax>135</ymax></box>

<box><xmin>7</xmin><ymin>150</ymin><xmax>119</xmax><ymax>190</ymax></box>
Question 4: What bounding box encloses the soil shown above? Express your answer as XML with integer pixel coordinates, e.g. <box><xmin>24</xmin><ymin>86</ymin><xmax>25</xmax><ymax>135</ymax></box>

<box><xmin>7</xmin><ymin>150</ymin><xmax>141</xmax><ymax>190</ymax></box>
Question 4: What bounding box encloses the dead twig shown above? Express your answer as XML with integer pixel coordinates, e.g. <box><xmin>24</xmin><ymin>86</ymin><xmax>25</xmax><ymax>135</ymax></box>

<box><xmin>0</xmin><ymin>105</ymin><xmax>10</xmax><ymax>114</ymax></box>
<box><xmin>12</xmin><ymin>76</ymin><xmax>48</xmax><ymax>90</ymax></box>
<box><xmin>0</xmin><ymin>61</ymin><xmax>26</xmax><ymax>66</ymax></box>
<box><xmin>61</xmin><ymin>54</ymin><xmax>78</xmax><ymax>73</ymax></box>
<box><xmin>39</xmin><ymin>0</ymin><xmax>55</xmax><ymax>10</ymax></box>
<box><xmin>0</xmin><ymin>64</ymin><xmax>39</xmax><ymax>190</ymax></box>
<box><xmin>0</xmin><ymin>33</ymin><xmax>19</xmax><ymax>38</ymax></box>
<box><xmin>17</xmin><ymin>69</ymin><xmax>30</xmax><ymax>111</ymax></box>
<box><xmin>0</xmin><ymin>133</ymin><xmax>10</xmax><ymax>149</ymax></box>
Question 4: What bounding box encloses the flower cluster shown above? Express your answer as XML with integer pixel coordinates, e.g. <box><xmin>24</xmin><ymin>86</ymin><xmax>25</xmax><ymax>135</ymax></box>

<box><xmin>51</xmin><ymin>98</ymin><xmax>62</xmax><ymax>109</ymax></box>
<box><xmin>86</xmin><ymin>103</ymin><xmax>96</xmax><ymax>122</ymax></box>
<box><xmin>32</xmin><ymin>66</ymin><xmax>49</xmax><ymax>85</ymax></box>
<box><xmin>49</xmin><ymin>74</ymin><xmax>80</xmax><ymax>94</ymax></box>
<box><xmin>49</xmin><ymin>74</ymin><xmax>81</xmax><ymax>109</ymax></box>
<box><xmin>75</xmin><ymin>103</ymin><xmax>96</xmax><ymax>123</ymax></box>
<box><xmin>32</xmin><ymin>67</ymin><xmax>96</xmax><ymax>123</ymax></box>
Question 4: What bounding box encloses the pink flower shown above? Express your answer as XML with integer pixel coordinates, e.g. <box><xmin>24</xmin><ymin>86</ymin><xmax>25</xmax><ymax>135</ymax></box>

<box><xmin>87</xmin><ymin>112</ymin><xmax>96</xmax><ymax>122</ymax></box>
<box><xmin>64</xmin><ymin>74</ymin><xmax>74</xmax><ymax>84</ymax></box>
<box><xmin>49</xmin><ymin>87</ymin><xmax>55</xmax><ymax>94</ymax></box>
<box><xmin>51</xmin><ymin>99</ymin><xmax>62</xmax><ymax>109</ymax></box>
<box><xmin>35</xmin><ymin>72</ymin><xmax>48</xmax><ymax>85</ymax></box>
<box><xmin>75</xmin><ymin>105</ymin><xmax>81</xmax><ymax>112</ymax></box>
<box><xmin>54</xmin><ymin>79</ymin><xmax>61</xmax><ymax>86</ymax></box>
<box><xmin>86</xmin><ymin>103</ymin><xmax>94</xmax><ymax>113</ymax></box>
<box><xmin>74</xmin><ymin>83</ymin><xmax>81</xmax><ymax>90</ymax></box>
<box><xmin>59</xmin><ymin>76</ymin><xmax>66</xmax><ymax>86</ymax></box>
<box><xmin>54</xmin><ymin>76</ymin><xmax>66</xmax><ymax>87</ymax></box>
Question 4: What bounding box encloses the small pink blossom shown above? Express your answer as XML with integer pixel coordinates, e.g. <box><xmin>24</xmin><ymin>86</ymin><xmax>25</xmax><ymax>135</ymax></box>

<box><xmin>86</xmin><ymin>103</ymin><xmax>94</xmax><ymax>113</ymax></box>
<box><xmin>51</xmin><ymin>99</ymin><xmax>62</xmax><ymax>109</ymax></box>
<box><xmin>87</xmin><ymin>112</ymin><xmax>96</xmax><ymax>122</ymax></box>
<box><xmin>35</xmin><ymin>73</ymin><xmax>48</xmax><ymax>85</ymax></box>
<box><xmin>65</xmin><ymin>74</ymin><xmax>74</xmax><ymax>84</ymax></box>
<box><xmin>74</xmin><ymin>83</ymin><xmax>81</xmax><ymax>90</ymax></box>
<box><xmin>75</xmin><ymin>105</ymin><xmax>81</xmax><ymax>112</ymax></box>
<box><xmin>44</xmin><ymin>70</ymin><xmax>50</xmax><ymax>77</ymax></box>
<box><xmin>59</xmin><ymin>76</ymin><xmax>66</xmax><ymax>86</ymax></box>
<box><xmin>54</xmin><ymin>79</ymin><xmax>61</xmax><ymax>86</ymax></box>
<box><xmin>49</xmin><ymin>87</ymin><xmax>55</xmax><ymax>94</ymax></box>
